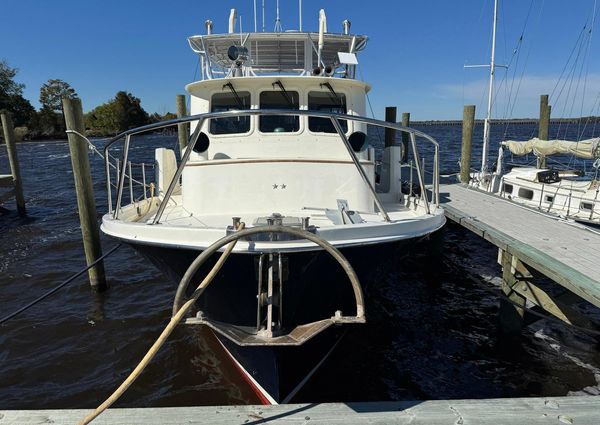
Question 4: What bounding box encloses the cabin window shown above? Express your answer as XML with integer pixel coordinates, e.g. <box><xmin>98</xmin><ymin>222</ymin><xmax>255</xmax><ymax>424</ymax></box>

<box><xmin>210</xmin><ymin>91</ymin><xmax>251</xmax><ymax>135</ymax></box>
<box><xmin>580</xmin><ymin>201</ymin><xmax>594</xmax><ymax>211</ymax></box>
<box><xmin>308</xmin><ymin>91</ymin><xmax>348</xmax><ymax>133</ymax></box>
<box><xmin>545</xmin><ymin>195</ymin><xmax>555</xmax><ymax>203</ymax></box>
<box><xmin>502</xmin><ymin>183</ymin><xmax>513</xmax><ymax>194</ymax></box>
<box><xmin>259</xmin><ymin>90</ymin><xmax>300</xmax><ymax>133</ymax></box>
<box><xmin>517</xmin><ymin>187</ymin><xmax>534</xmax><ymax>200</ymax></box>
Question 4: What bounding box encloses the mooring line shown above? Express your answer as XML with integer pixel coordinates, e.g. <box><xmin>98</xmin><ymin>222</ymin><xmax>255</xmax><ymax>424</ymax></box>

<box><xmin>0</xmin><ymin>244</ymin><xmax>122</xmax><ymax>325</ymax></box>
<box><xmin>78</xmin><ymin>224</ymin><xmax>244</xmax><ymax>425</ymax></box>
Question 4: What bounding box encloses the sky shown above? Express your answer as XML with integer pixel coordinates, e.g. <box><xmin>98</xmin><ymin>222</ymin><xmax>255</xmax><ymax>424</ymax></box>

<box><xmin>1</xmin><ymin>0</ymin><xmax>600</xmax><ymax>120</ymax></box>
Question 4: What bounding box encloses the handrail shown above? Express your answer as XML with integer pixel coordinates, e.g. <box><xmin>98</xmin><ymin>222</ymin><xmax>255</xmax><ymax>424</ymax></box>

<box><xmin>104</xmin><ymin>109</ymin><xmax>441</xmax><ymax>221</ymax></box>
<box><xmin>152</xmin><ymin>118</ymin><xmax>205</xmax><ymax>225</ymax></box>
<box><xmin>330</xmin><ymin>117</ymin><xmax>391</xmax><ymax>222</ymax></box>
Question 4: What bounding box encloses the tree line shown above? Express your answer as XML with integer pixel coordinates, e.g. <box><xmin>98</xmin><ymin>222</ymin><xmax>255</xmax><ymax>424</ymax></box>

<box><xmin>0</xmin><ymin>59</ymin><xmax>175</xmax><ymax>141</ymax></box>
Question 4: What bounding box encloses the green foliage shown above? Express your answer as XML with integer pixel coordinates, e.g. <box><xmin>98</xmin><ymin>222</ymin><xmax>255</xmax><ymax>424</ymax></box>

<box><xmin>0</xmin><ymin>59</ymin><xmax>35</xmax><ymax>126</ymax></box>
<box><xmin>149</xmin><ymin>111</ymin><xmax>177</xmax><ymax>123</ymax></box>
<box><xmin>39</xmin><ymin>79</ymin><xmax>77</xmax><ymax>112</ymax></box>
<box><xmin>86</xmin><ymin>91</ymin><xmax>149</xmax><ymax>135</ymax></box>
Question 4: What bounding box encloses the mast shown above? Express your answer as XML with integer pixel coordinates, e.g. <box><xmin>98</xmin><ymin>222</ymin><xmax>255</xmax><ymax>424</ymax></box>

<box><xmin>481</xmin><ymin>0</ymin><xmax>498</xmax><ymax>173</ymax></box>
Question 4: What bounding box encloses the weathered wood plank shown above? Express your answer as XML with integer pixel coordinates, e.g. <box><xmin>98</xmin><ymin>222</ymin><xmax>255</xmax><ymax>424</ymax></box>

<box><xmin>441</xmin><ymin>183</ymin><xmax>600</xmax><ymax>308</ymax></box>
<box><xmin>0</xmin><ymin>174</ymin><xmax>14</xmax><ymax>188</ymax></box>
<box><xmin>1</xmin><ymin>396</ymin><xmax>598</xmax><ymax>424</ymax></box>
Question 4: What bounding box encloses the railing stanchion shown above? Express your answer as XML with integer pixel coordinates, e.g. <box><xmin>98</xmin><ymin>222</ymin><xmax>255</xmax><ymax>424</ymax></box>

<box><xmin>114</xmin><ymin>135</ymin><xmax>130</xmax><ymax>219</ymax></box>
<box><xmin>410</xmin><ymin>132</ymin><xmax>430</xmax><ymax>214</ymax></box>
<box><xmin>128</xmin><ymin>161</ymin><xmax>134</xmax><ymax>204</ymax></box>
<box><xmin>141</xmin><ymin>163</ymin><xmax>147</xmax><ymax>200</ymax></box>
<box><xmin>330</xmin><ymin>117</ymin><xmax>391</xmax><ymax>222</ymax></box>
<box><xmin>153</xmin><ymin>118</ymin><xmax>205</xmax><ymax>224</ymax></box>
<box><xmin>106</xmin><ymin>154</ymin><xmax>113</xmax><ymax>215</ymax></box>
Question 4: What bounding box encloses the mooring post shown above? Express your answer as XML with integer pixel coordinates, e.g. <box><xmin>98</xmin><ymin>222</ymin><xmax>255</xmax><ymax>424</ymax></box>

<box><xmin>460</xmin><ymin>105</ymin><xmax>476</xmax><ymax>184</ymax></box>
<box><xmin>176</xmin><ymin>94</ymin><xmax>189</xmax><ymax>154</ymax></box>
<box><xmin>0</xmin><ymin>112</ymin><xmax>26</xmax><ymax>216</ymax></box>
<box><xmin>538</xmin><ymin>94</ymin><xmax>550</xmax><ymax>169</ymax></box>
<box><xmin>63</xmin><ymin>97</ymin><xmax>107</xmax><ymax>291</ymax></box>
<box><xmin>401</xmin><ymin>112</ymin><xmax>410</xmax><ymax>163</ymax></box>
<box><xmin>498</xmin><ymin>250</ymin><xmax>526</xmax><ymax>336</ymax></box>
<box><xmin>384</xmin><ymin>106</ymin><xmax>397</xmax><ymax>148</ymax></box>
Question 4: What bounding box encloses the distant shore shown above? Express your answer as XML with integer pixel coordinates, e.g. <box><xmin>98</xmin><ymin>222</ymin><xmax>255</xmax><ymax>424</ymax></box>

<box><xmin>412</xmin><ymin>117</ymin><xmax>600</xmax><ymax>126</ymax></box>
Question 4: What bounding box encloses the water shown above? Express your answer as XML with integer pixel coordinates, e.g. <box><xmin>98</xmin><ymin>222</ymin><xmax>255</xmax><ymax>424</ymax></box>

<box><xmin>0</xmin><ymin>124</ymin><xmax>599</xmax><ymax>409</ymax></box>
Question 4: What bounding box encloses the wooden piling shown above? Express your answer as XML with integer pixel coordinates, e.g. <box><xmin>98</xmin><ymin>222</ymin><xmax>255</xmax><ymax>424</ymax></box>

<box><xmin>0</xmin><ymin>112</ymin><xmax>26</xmax><ymax>215</ymax></box>
<box><xmin>63</xmin><ymin>97</ymin><xmax>107</xmax><ymax>291</ymax></box>
<box><xmin>538</xmin><ymin>94</ymin><xmax>550</xmax><ymax>169</ymax></box>
<box><xmin>498</xmin><ymin>250</ymin><xmax>526</xmax><ymax>335</ymax></box>
<box><xmin>401</xmin><ymin>112</ymin><xmax>410</xmax><ymax>163</ymax></box>
<box><xmin>384</xmin><ymin>106</ymin><xmax>397</xmax><ymax>148</ymax></box>
<box><xmin>460</xmin><ymin>105</ymin><xmax>476</xmax><ymax>184</ymax></box>
<box><xmin>176</xmin><ymin>94</ymin><xmax>189</xmax><ymax>153</ymax></box>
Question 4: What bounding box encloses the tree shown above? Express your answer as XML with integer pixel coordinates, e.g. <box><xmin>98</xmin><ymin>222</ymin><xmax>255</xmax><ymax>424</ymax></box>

<box><xmin>86</xmin><ymin>91</ymin><xmax>149</xmax><ymax>135</ymax></box>
<box><xmin>39</xmin><ymin>79</ymin><xmax>77</xmax><ymax>112</ymax></box>
<box><xmin>0</xmin><ymin>59</ymin><xmax>34</xmax><ymax>126</ymax></box>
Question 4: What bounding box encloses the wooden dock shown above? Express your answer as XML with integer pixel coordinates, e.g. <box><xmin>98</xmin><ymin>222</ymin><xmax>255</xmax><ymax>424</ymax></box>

<box><xmin>440</xmin><ymin>183</ymin><xmax>600</xmax><ymax>333</ymax></box>
<box><xmin>2</xmin><ymin>396</ymin><xmax>599</xmax><ymax>424</ymax></box>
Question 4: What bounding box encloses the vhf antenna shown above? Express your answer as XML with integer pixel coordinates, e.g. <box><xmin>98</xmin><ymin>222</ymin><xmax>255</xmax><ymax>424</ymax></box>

<box><xmin>274</xmin><ymin>0</ymin><xmax>282</xmax><ymax>32</ymax></box>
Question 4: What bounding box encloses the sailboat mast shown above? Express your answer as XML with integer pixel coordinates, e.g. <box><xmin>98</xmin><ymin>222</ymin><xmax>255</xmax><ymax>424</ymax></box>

<box><xmin>482</xmin><ymin>0</ymin><xmax>498</xmax><ymax>173</ymax></box>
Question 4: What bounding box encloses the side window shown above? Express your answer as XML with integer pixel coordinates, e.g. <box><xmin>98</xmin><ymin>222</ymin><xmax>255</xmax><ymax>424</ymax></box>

<box><xmin>210</xmin><ymin>91</ymin><xmax>251</xmax><ymax>135</ymax></box>
<box><xmin>259</xmin><ymin>91</ymin><xmax>300</xmax><ymax>133</ymax></box>
<box><xmin>308</xmin><ymin>91</ymin><xmax>347</xmax><ymax>133</ymax></box>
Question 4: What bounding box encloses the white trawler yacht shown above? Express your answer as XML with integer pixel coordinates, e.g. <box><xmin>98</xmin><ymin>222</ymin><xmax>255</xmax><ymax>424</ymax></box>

<box><xmin>100</xmin><ymin>6</ymin><xmax>445</xmax><ymax>404</ymax></box>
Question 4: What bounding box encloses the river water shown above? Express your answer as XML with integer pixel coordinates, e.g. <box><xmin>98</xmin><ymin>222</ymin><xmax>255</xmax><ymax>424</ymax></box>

<box><xmin>0</xmin><ymin>123</ymin><xmax>599</xmax><ymax>409</ymax></box>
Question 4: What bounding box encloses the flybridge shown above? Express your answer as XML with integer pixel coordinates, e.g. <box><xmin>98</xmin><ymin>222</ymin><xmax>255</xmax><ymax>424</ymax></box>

<box><xmin>188</xmin><ymin>9</ymin><xmax>367</xmax><ymax>80</ymax></box>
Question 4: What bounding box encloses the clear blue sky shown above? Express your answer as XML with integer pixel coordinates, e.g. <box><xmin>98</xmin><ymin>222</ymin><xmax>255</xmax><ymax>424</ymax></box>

<box><xmin>1</xmin><ymin>0</ymin><xmax>599</xmax><ymax>120</ymax></box>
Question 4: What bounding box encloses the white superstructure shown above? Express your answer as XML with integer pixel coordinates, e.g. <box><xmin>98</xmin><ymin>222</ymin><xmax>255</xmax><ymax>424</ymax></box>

<box><xmin>101</xmin><ymin>11</ymin><xmax>445</xmax><ymax>253</ymax></box>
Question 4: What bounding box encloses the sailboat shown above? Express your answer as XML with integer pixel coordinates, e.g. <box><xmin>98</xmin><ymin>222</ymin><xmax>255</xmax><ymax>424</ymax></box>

<box><xmin>468</xmin><ymin>0</ymin><xmax>600</xmax><ymax>226</ymax></box>
<box><xmin>100</xmin><ymin>5</ymin><xmax>445</xmax><ymax>403</ymax></box>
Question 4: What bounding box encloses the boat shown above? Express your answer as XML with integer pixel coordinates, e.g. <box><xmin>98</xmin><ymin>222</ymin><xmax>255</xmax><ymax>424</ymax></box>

<box><xmin>467</xmin><ymin>0</ymin><xmax>600</xmax><ymax>226</ymax></box>
<box><xmin>99</xmin><ymin>5</ymin><xmax>445</xmax><ymax>404</ymax></box>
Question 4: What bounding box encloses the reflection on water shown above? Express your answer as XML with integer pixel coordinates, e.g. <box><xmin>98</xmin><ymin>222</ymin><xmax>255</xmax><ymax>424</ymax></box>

<box><xmin>0</xmin><ymin>127</ymin><xmax>599</xmax><ymax>409</ymax></box>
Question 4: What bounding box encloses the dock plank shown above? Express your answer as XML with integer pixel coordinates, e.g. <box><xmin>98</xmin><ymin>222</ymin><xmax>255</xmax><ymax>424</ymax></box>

<box><xmin>1</xmin><ymin>396</ymin><xmax>599</xmax><ymax>424</ymax></box>
<box><xmin>440</xmin><ymin>184</ymin><xmax>600</xmax><ymax>307</ymax></box>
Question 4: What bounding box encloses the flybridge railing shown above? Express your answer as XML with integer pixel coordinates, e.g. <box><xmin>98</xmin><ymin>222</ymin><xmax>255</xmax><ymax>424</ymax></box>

<box><xmin>103</xmin><ymin>110</ymin><xmax>440</xmax><ymax>223</ymax></box>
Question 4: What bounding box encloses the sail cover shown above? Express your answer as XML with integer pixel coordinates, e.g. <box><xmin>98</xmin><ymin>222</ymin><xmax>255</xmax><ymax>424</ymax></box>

<box><xmin>502</xmin><ymin>137</ymin><xmax>600</xmax><ymax>159</ymax></box>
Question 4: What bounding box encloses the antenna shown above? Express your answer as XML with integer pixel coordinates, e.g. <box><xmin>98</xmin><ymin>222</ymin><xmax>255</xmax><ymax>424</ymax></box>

<box><xmin>262</xmin><ymin>0</ymin><xmax>265</xmax><ymax>32</ymax></box>
<box><xmin>299</xmin><ymin>0</ymin><xmax>302</xmax><ymax>31</ymax></box>
<box><xmin>253</xmin><ymin>0</ymin><xmax>257</xmax><ymax>32</ymax></box>
<box><xmin>274</xmin><ymin>0</ymin><xmax>282</xmax><ymax>32</ymax></box>
<box><xmin>228</xmin><ymin>8</ymin><xmax>237</xmax><ymax>34</ymax></box>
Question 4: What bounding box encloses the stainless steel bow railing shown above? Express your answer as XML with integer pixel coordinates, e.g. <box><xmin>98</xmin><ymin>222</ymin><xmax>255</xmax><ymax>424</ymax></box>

<box><xmin>103</xmin><ymin>109</ymin><xmax>441</xmax><ymax>223</ymax></box>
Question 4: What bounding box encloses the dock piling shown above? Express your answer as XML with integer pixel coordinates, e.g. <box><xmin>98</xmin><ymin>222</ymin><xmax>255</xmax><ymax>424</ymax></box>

<box><xmin>401</xmin><ymin>112</ymin><xmax>410</xmax><ymax>163</ymax></box>
<box><xmin>63</xmin><ymin>97</ymin><xmax>107</xmax><ymax>291</ymax></box>
<box><xmin>0</xmin><ymin>111</ymin><xmax>26</xmax><ymax>215</ymax></box>
<box><xmin>538</xmin><ymin>94</ymin><xmax>550</xmax><ymax>169</ymax></box>
<box><xmin>460</xmin><ymin>105</ymin><xmax>476</xmax><ymax>183</ymax></box>
<box><xmin>384</xmin><ymin>106</ymin><xmax>397</xmax><ymax>148</ymax></box>
<box><xmin>176</xmin><ymin>94</ymin><xmax>189</xmax><ymax>154</ymax></box>
<box><xmin>498</xmin><ymin>250</ymin><xmax>526</xmax><ymax>335</ymax></box>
